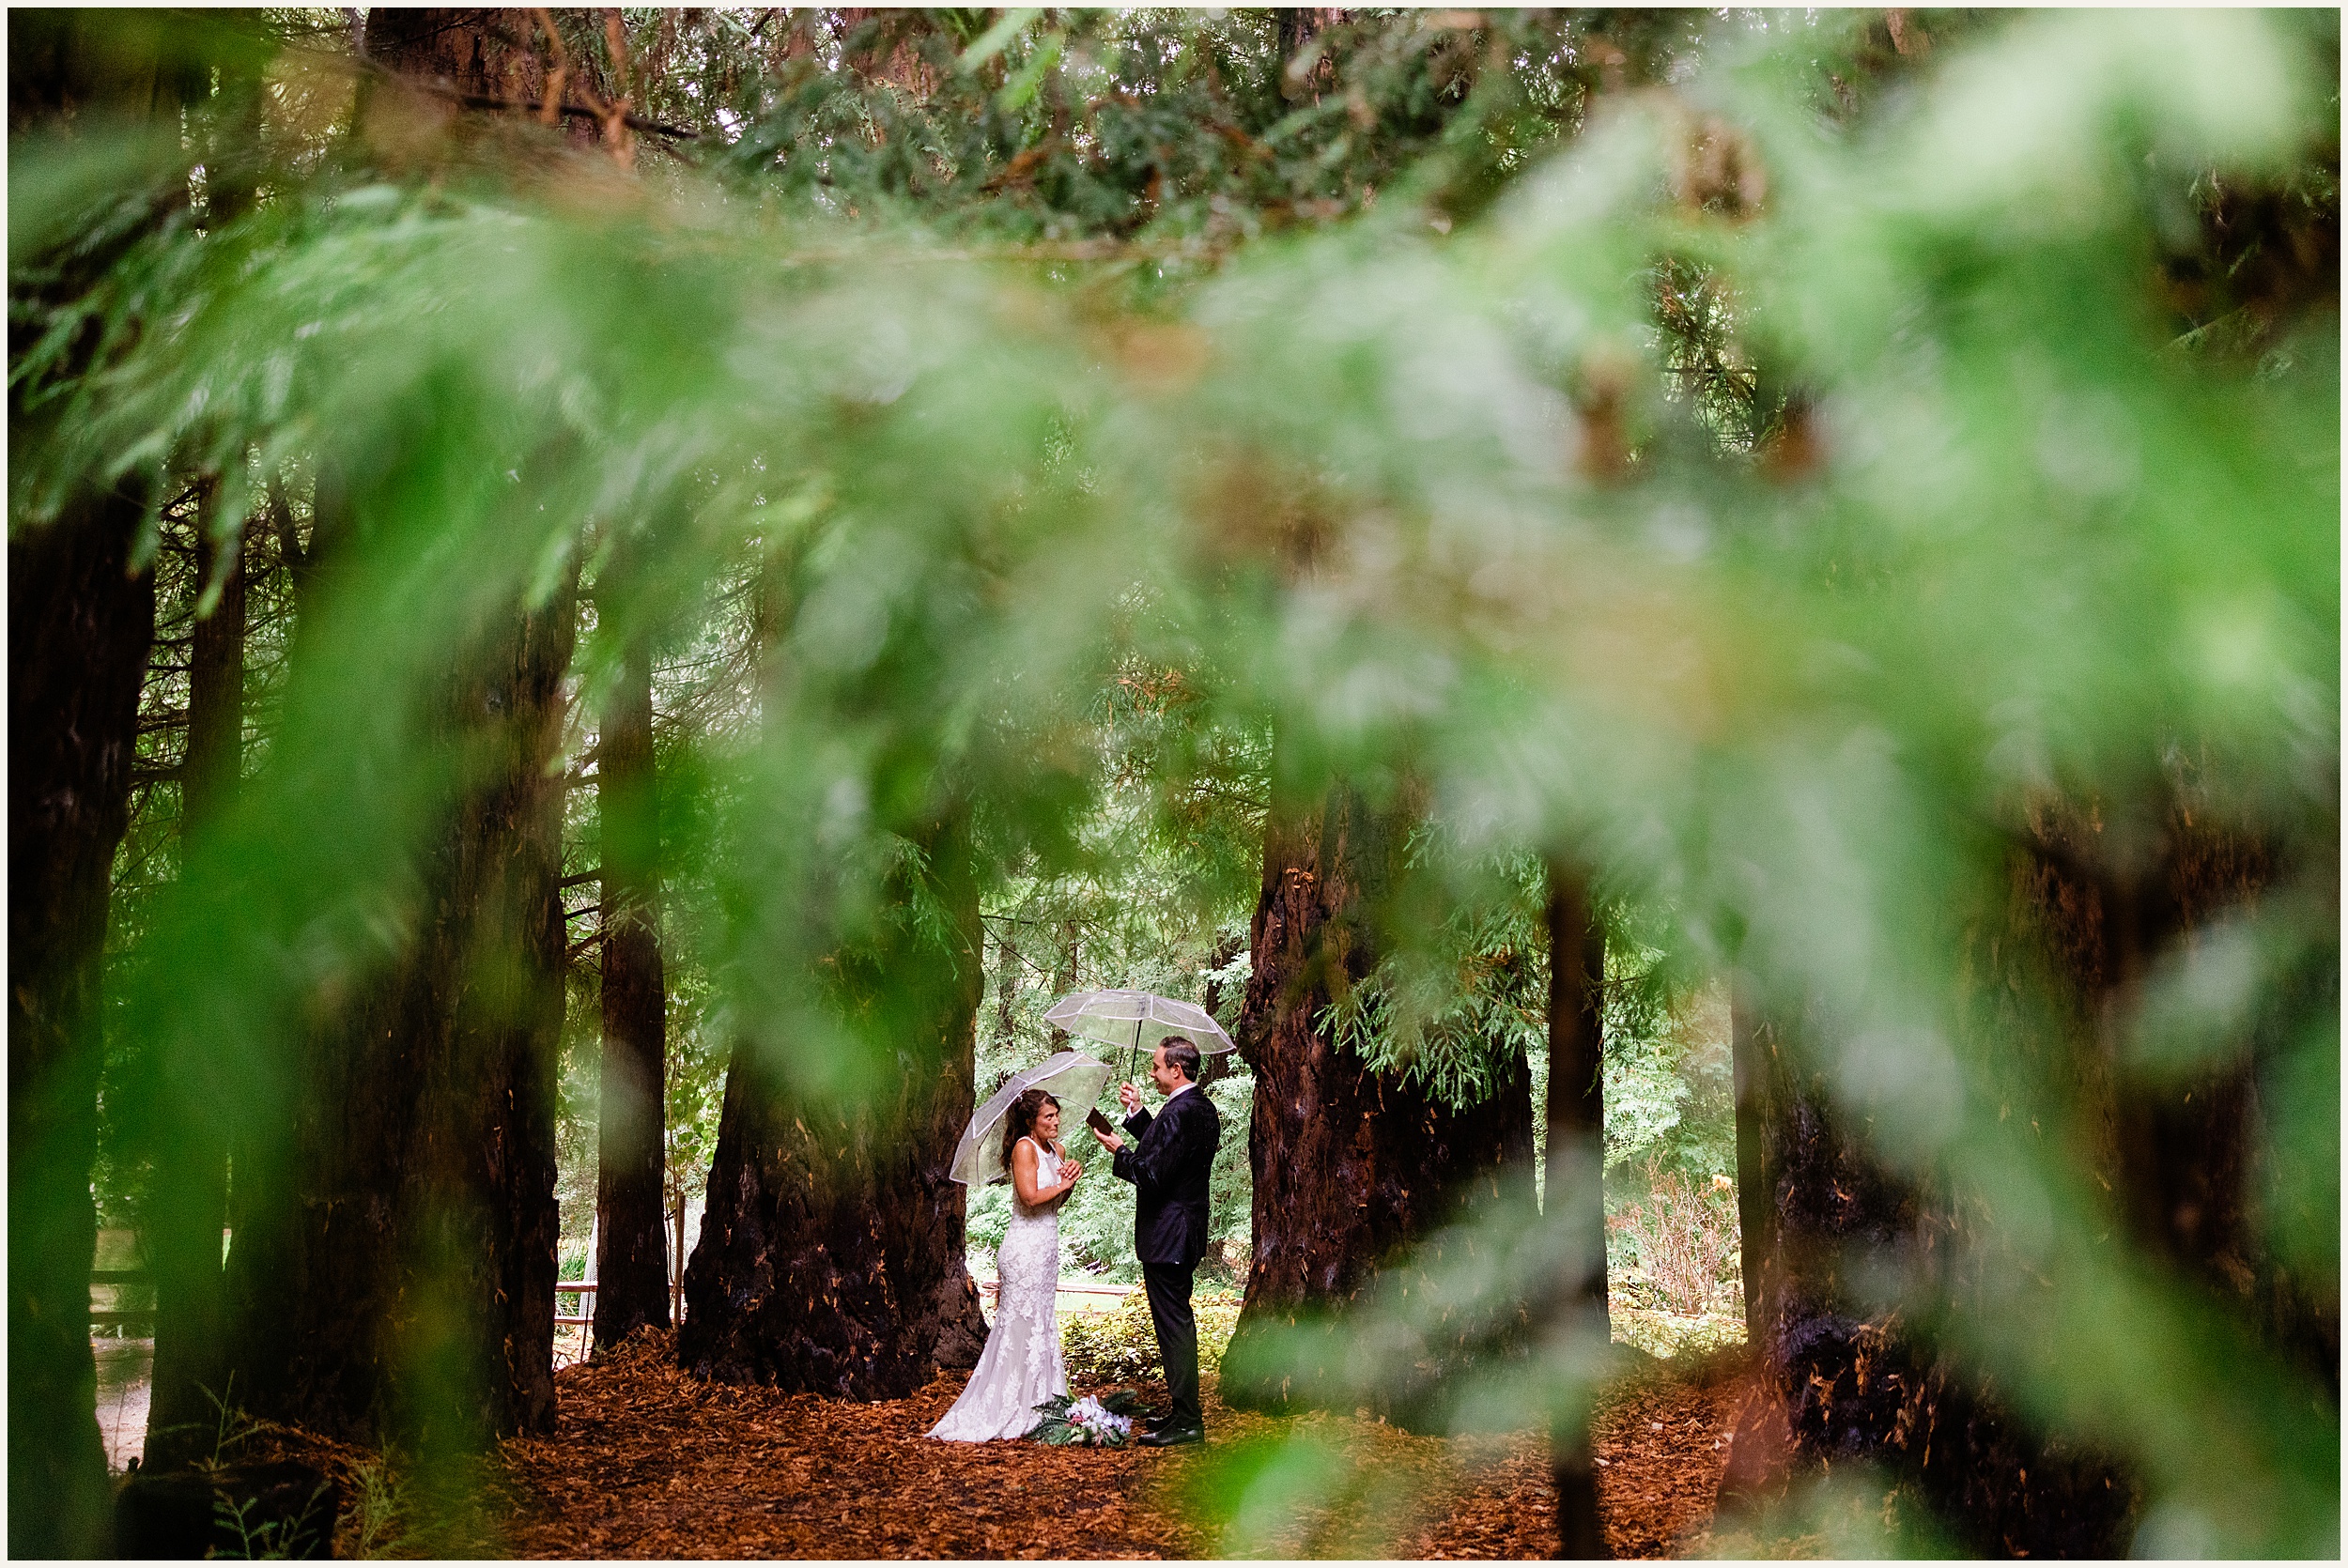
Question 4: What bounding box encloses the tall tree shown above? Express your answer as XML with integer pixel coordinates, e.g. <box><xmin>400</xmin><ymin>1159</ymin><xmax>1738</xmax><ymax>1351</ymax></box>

<box><xmin>8</xmin><ymin>459</ymin><xmax>156</xmax><ymax>1559</ymax></box>
<box><xmin>1726</xmin><ymin>978</ymin><xmax>1778</xmax><ymax>1345</ymax></box>
<box><xmin>679</xmin><ymin>816</ymin><xmax>991</xmax><ymax>1393</ymax></box>
<box><xmin>1712</xmin><ymin>791</ymin><xmax>2298</xmax><ymax>1555</ymax></box>
<box><xmin>2021</xmin><ymin>795</ymin><xmax>2334</xmax><ymax>1383</ymax></box>
<box><xmin>147</xmin><ymin>45</ymin><xmax>268</xmax><ymax>1466</ymax></box>
<box><xmin>1220</xmin><ymin>785</ymin><xmax>1537</xmax><ymax>1423</ymax></box>
<box><xmin>221</xmin><ymin>561</ymin><xmax>578</xmax><ymax>1446</ymax></box>
<box><xmin>221</xmin><ymin>557</ymin><xmax>577</xmax><ymax>1448</ymax></box>
<box><xmin>8</xmin><ymin>9</ymin><xmax>208</xmax><ymax>1551</ymax></box>
<box><xmin>145</xmin><ymin>487</ymin><xmax>247</xmax><ymax>1468</ymax></box>
<box><xmin>219</xmin><ymin>8</ymin><xmax>577</xmax><ymax>1452</ymax></box>
<box><xmin>1713</xmin><ymin>1007</ymin><xmax>2138</xmax><ymax>1557</ymax></box>
<box><xmin>1543</xmin><ymin>867</ymin><xmax>1610</xmax><ymax>1559</ymax></box>
<box><xmin>593</xmin><ymin>632</ymin><xmax>670</xmax><ymax>1348</ymax></box>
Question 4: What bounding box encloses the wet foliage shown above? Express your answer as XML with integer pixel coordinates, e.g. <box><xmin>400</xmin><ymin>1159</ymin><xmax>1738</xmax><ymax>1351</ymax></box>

<box><xmin>11</xmin><ymin>7</ymin><xmax>2338</xmax><ymax>1555</ymax></box>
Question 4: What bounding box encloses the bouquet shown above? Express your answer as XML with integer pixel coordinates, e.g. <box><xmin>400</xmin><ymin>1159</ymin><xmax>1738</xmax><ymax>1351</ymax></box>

<box><xmin>1028</xmin><ymin>1391</ymin><xmax>1144</xmax><ymax>1447</ymax></box>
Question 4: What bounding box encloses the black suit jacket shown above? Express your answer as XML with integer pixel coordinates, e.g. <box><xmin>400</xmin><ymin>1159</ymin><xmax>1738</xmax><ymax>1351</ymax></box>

<box><xmin>1111</xmin><ymin>1084</ymin><xmax>1221</xmax><ymax>1269</ymax></box>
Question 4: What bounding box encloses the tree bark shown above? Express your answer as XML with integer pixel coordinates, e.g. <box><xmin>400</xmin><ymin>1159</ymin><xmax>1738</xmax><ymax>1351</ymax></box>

<box><xmin>223</xmin><ymin>569</ymin><xmax>576</xmax><ymax>1449</ymax></box>
<box><xmin>678</xmin><ymin>817</ymin><xmax>990</xmax><ymax>1393</ymax></box>
<box><xmin>1727</xmin><ymin>976</ymin><xmax>1778</xmax><ymax>1343</ymax></box>
<box><xmin>1714</xmin><ymin>1015</ymin><xmax>2139</xmax><ymax>1557</ymax></box>
<box><xmin>147</xmin><ymin>50</ymin><xmax>268</xmax><ymax>1464</ymax></box>
<box><xmin>1220</xmin><ymin>787</ymin><xmax>1537</xmax><ymax>1425</ymax></box>
<box><xmin>8</xmin><ymin>11</ymin><xmax>192</xmax><ymax>1551</ymax></box>
<box><xmin>1543</xmin><ymin>866</ymin><xmax>1610</xmax><ymax>1559</ymax></box>
<box><xmin>147</xmin><ymin>489</ymin><xmax>246</xmax><ymax>1469</ymax></box>
<box><xmin>1274</xmin><ymin>9</ymin><xmax>1350</xmax><ymax>102</ymax></box>
<box><xmin>8</xmin><ymin>482</ymin><xmax>155</xmax><ymax>1558</ymax></box>
<box><xmin>364</xmin><ymin>8</ymin><xmax>549</xmax><ymax>101</ymax></box>
<box><xmin>210</xmin><ymin>4</ymin><xmax>577</xmax><ymax>1458</ymax></box>
<box><xmin>594</xmin><ymin>633</ymin><xmax>670</xmax><ymax>1349</ymax></box>
<box><xmin>1713</xmin><ymin>792</ymin><xmax>2295</xmax><ymax>1556</ymax></box>
<box><xmin>363</xmin><ymin>8</ymin><xmax>616</xmax><ymax>154</ymax></box>
<box><xmin>2020</xmin><ymin>796</ymin><xmax>2334</xmax><ymax>1386</ymax></box>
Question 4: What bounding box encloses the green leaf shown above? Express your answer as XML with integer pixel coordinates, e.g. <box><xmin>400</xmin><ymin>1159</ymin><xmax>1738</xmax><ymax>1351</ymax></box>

<box><xmin>995</xmin><ymin>30</ymin><xmax>1062</xmax><ymax>114</ymax></box>
<box><xmin>960</xmin><ymin>9</ymin><xmax>1039</xmax><ymax>74</ymax></box>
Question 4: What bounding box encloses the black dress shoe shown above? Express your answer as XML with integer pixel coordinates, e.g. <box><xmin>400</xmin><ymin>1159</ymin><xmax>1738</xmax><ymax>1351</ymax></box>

<box><xmin>1137</xmin><ymin>1423</ymin><xmax>1204</xmax><ymax>1447</ymax></box>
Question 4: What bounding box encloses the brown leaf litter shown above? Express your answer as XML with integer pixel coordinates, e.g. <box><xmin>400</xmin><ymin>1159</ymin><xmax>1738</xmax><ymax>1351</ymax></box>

<box><xmin>433</xmin><ymin>1330</ymin><xmax>1750</xmax><ymax>1558</ymax></box>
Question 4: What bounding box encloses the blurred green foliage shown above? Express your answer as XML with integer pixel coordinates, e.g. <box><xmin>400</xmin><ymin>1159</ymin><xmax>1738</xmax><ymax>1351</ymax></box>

<box><xmin>10</xmin><ymin>5</ymin><xmax>2337</xmax><ymax>1556</ymax></box>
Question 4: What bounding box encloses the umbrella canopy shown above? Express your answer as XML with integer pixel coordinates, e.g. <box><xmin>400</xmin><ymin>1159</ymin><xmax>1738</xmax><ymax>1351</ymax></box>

<box><xmin>1043</xmin><ymin>990</ymin><xmax>1238</xmax><ymax>1072</ymax></box>
<box><xmin>950</xmin><ymin>1050</ymin><xmax>1117</xmax><ymax>1186</ymax></box>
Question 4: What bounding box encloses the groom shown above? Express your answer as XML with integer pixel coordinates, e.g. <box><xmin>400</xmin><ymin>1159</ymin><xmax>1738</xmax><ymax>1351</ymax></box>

<box><xmin>1091</xmin><ymin>1037</ymin><xmax>1220</xmax><ymax>1447</ymax></box>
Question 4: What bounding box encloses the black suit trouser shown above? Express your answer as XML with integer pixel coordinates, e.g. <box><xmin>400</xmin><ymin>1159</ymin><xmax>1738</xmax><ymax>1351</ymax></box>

<box><xmin>1140</xmin><ymin>1261</ymin><xmax>1201</xmax><ymax>1429</ymax></box>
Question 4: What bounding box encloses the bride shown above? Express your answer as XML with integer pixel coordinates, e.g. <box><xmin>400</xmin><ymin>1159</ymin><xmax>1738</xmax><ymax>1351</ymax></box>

<box><xmin>930</xmin><ymin>1088</ymin><xmax>1083</xmax><ymax>1441</ymax></box>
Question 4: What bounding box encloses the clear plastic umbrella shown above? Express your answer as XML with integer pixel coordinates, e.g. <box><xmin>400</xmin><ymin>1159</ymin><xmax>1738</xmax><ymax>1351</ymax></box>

<box><xmin>950</xmin><ymin>1050</ymin><xmax>1117</xmax><ymax>1186</ymax></box>
<box><xmin>1043</xmin><ymin>989</ymin><xmax>1237</xmax><ymax>1084</ymax></box>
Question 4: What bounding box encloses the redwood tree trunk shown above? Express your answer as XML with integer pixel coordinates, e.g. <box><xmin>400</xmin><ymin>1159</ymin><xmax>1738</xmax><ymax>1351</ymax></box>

<box><xmin>216</xmin><ymin>5</ymin><xmax>576</xmax><ymax>1455</ymax></box>
<box><xmin>146</xmin><ymin>69</ymin><xmax>265</xmax><ymax>1461</ymax></box>
<box><xmin>221</xmin><ymin>556</ymin><xmax>578</xmax><ymax>1455</ymax></box>
<box><xmin>1221</xmin><ymin>787</ymin><xmax>1537</xmax><ymax>1425</ymax></box>
<box><xmin>1544</xmin><ymin>867</ymin><xmax>1609</xmax><ymax>1560</ymax></box>
<box><xmin>1714</xmin><ymin>1018</ymin><xmax>2138</xmax><ymax>1558</ymax></box>
<box><xmin>2024</xmin><ymin>798</ymin><xmax>2334</xmax><ymax>1385</ymax></box>
<box><xmin>224</xmin><ymin>572</ymin><xmax>576</xmax><ymax>1449</ymax></box>
<box><xmin>594</xmin><ymin>634</ymin><xmax>670</xmax><ymax>1349</ymax></box>
<box><xmin>678</xmin><ymin>819</ymin><xmax>990</xmax><ymax>1393</ymax></box>
<box><xmin>8</xmin><ymin>484</ymin><xmax>155</xmax><ymax>1558</ymax></box>
<box><xmin>364</xmin><ymin>8</ymin><xmax>548</xmax><ymax>100</ymax></box>
<box><xmin>363</xmin><ymin>7</ymin><xmax>610</xmax><ymax>152</ymax></box>
<box><xmin>8</xmin><ymin>12</ymin><xmax>186</xmax><ymax>1552</ymax></box>
<box><xmin>147</xmin><ymin>495</ymin><xmax>246</xmax><ymax>1469</ymax></box>
<box><xmin>1713</xmin><ymin>793</ymin><xmax>2294</xmax><ymax>1555</ymax></box>
<box><xmin>1727</xmin><ymin>977</ymin><xmax>1778</xmax><ymax>1344</ymax></box>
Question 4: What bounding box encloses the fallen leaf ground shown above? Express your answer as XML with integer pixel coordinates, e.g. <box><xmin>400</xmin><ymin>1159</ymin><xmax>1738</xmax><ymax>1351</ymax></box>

<box><xmin>485</xmin><ymin>1332</ymin><xmax>1748</xmax><ymax>1559</ymax></box>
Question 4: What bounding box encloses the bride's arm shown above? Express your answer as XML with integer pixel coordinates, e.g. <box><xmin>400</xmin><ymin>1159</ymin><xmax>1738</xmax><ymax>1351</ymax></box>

<box><xmin>1011</xmin><ymin>1139</ymin><xmax>1077</xmax><ymax>1207</ymax></box>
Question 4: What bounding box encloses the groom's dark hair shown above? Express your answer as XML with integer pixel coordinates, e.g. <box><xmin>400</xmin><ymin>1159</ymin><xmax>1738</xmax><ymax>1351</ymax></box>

<box><xmin>1161</xmin><ymin>1038</ymin><xmax>1201</xmax><ymax>1082</ymax></box>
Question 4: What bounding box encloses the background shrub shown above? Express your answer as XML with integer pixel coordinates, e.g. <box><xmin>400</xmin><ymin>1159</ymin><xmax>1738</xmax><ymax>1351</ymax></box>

<box><xmin>1062</xmin><ymin>1292</ymin><xmax>1243</xmax><ymax>1385</ymax></box>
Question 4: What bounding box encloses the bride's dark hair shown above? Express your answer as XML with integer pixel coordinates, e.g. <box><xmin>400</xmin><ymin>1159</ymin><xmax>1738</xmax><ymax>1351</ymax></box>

<box><xmin>1001</xmin><ymin>1087</ymin><xmax>1061</xmax><ymax>1176</ymax></box>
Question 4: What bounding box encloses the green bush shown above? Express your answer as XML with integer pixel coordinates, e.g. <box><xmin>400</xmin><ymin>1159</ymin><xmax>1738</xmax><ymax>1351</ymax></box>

<box><xmin>1613</xmin><ymin>1307</ymin><xmax>1746</xmax><ymax>1361</ymax></box>
<box><xmin>1063</xmin><ymin>1291</ymin><xmax>1243</xmax><ymax>1385</ymax></box>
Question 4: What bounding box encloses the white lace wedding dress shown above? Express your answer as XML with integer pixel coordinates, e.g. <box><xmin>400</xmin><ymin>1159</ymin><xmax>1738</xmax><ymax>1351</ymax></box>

<box><xmin>929</xmin><ymin>1137</ymin><xmax>1069</xmax><ymax>1441</ymax></box>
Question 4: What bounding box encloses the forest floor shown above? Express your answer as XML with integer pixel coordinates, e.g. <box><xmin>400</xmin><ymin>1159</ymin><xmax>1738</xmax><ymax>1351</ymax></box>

<box><xmin>471</xmin><ymin>1331</ymin><xmax>1751</xmax><ymax>1560</ymax></box>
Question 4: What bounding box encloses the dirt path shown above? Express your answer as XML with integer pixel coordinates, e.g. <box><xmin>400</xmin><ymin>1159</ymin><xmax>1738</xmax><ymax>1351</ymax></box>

<box><xmin>493</xmin><ymin>1335</ymin><xmax>1747</xmax><ymax>1559</ymax></box>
